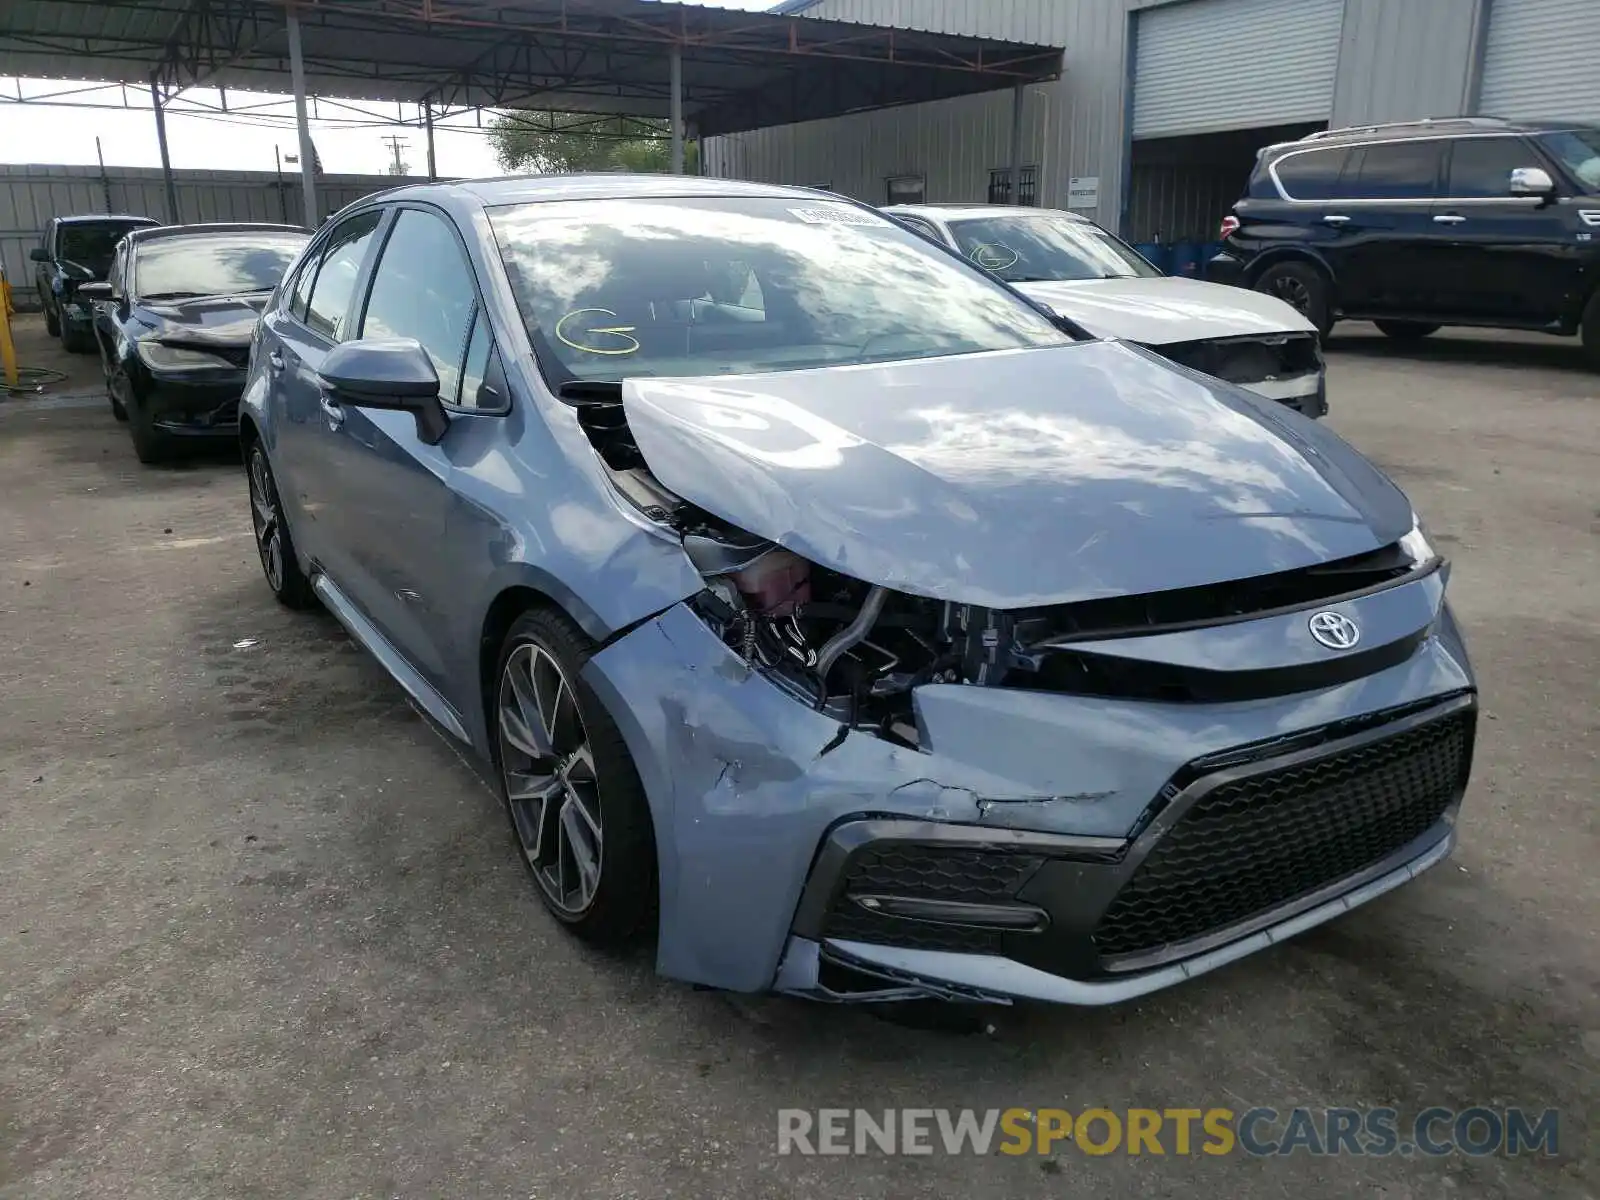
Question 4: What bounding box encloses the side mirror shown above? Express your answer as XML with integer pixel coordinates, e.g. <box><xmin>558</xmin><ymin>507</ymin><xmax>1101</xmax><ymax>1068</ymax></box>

<box><xmin>76</xmin><ymin>281</ymin><xmax>113</xmax><ymax>301</ymax></box>
<box><xmin>318</xmin><ymin>338</ymin><xmax>449</xmax><ymax>444</ymax></box>
<box><xmin>29</xmin><ymin>247</ymin><xmax>50</xmax><ymax>263</ymax></box>
<box><xmin>1509</xmin><ymin>166</ymin><xmax>1556</xmax><ymax>199</ymax></box>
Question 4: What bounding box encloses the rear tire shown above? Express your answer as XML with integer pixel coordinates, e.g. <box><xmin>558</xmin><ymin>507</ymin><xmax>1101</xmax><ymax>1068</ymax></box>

<box><xmin>59</xmin><ymin>321</ymin><xmax>94</xmax><ymax>354</ymax></box>
<box><xmin>1254</xmin><ymin>261</ymin><xmax>1333</xmax><ymax>338</ymax></box>
<box><xmin>1375</xmin><ymin>320</ymin><xmax>1441</xmax><ymax>340</ymax></box>
<box><xmin>492</xmin><ymin>607</ymin><xmax>658</xmax><ymax>947</ymax></box>
<box><xmin>1582</xmin><ymin>290</ymin><xmax>1600</xmax><ymax>370</ymax></box>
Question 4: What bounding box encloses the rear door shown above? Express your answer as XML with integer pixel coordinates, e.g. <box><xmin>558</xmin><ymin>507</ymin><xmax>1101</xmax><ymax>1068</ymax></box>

<box><xmin>1322</xmin><ymin>139</ymin><xmax>1446</xmax><ymax>315</ymax></box>
<box><xmin>260</xmin><ymin>209</ymin><xmax>385</xmax><ymax>576</ymax></box>
<box><xmin>318</xmin><ymin>204</ymin><xmax>494</xmax><ymax>701</ymax></box>
<box><xmin>1431</xmin><ymin>135</ymin><xmax>1577</xmax><ymax>324</ymax></box>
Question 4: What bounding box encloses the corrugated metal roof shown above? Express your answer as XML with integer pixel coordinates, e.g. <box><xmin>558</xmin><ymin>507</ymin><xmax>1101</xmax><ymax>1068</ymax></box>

<box><xmin>0</xmin><ymin>0</ymin><xmax>1063</xmax><ymax>136</ymax></box>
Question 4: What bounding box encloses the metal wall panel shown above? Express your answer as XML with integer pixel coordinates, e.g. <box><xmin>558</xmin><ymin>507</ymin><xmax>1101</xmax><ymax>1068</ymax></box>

<box><xmin>0</xmin><ymin>164</ymin><xmax>396</xmax><ymax>308</ymax></box>
<box><xmin>1331</xmin><ymin>0</ymin><xmax>1482</xmax><ymax>125</ymax></box>
<box><xmin>1480</xmin><ymin>0</ymin><xmax>1600</xmax><ymax>122</ymax></box>
<box><xmin>1132</xmin><ymin>0</ymin><xmax>1344</xmax><ymax>138</ymax></box>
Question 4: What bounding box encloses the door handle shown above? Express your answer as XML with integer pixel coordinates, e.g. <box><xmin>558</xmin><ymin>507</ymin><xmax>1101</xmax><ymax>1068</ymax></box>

<box><xmin>318</xmin><ymin>394</ymin><xmax>345</xmax><ymax>428</ymax></box>
<box><xmin>1433</xmin><ymin>214</ymin><xmax>1467</xmax><ymax>225</ymax></box>
<box><xmin>1322</xmin><ymin>214</ymin><xmax>1351</xmax><ymax>225</ymax></box>
<box><xmin>266</xmin><ymin>350</ymin><xmax>285</xmax><ymax>371</ymax></box>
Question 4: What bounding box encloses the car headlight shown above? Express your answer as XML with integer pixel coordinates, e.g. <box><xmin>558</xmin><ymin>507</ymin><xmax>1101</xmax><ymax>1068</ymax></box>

<box><xmin>1398</xmin><ymin>516</ymin><xmax>1437</xmax><ymax>567</ymax></box>
<box><xmin>136</xmin><ymin>341</ymin><xmax>236</xmax><ymax>372</ymax></box>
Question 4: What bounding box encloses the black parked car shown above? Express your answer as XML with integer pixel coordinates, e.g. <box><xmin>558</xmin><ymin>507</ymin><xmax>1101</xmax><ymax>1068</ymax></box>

<box><xmin>79</xmin><ymin>222</ymin><xmax>311</xmax><ymax>463</ymax></box>
<box><xmin>30</xmin><ymin>214</ymin><xmax>159</xmax><ymax>352</ymax></box>
<box><xmin>1208</xmin><ymin>117</ymin><xmax>1600</xmax><ymax>363</ymax></box>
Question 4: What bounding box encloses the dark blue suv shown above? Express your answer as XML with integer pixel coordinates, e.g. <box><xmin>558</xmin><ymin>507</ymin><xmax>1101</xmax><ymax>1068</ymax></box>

<box><xmin>1207</xmin><ymin>117</ymin><xmax>1600</xmax><ymax>364</ymax></box>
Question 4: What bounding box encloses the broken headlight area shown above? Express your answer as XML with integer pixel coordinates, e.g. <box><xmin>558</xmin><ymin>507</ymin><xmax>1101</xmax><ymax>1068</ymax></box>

<box><xmin>561</xmin><ymin>379</ymin><xmax>1442</xmax><ymax>742</ymax></box>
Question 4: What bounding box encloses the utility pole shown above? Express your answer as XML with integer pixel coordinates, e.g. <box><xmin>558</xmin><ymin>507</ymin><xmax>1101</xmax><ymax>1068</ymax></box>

<box><xmin>381</xmin><ymin>134</ymin><xmax>409</xmax><ymax>177</ymax></box>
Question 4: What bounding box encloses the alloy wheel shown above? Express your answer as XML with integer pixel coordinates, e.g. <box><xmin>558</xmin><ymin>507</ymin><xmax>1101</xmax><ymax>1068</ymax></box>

<box><xmin>498</xmin><ymin>643</ymin><xmax>604</xmax><ymax>914</ymax></box>
<box><xmin>248</xmin><ymin>451</ymin><xmax>284</xmax><ymax>591</ymax></box>
<box><xmin>1271</xmin><ymin>275</ymin><xmax>1312</xmax><ymax>314</ymax></box>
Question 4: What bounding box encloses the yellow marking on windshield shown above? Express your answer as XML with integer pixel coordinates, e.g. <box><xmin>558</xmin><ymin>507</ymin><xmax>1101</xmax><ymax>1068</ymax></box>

<box><xmin>555</xmin><ymin>307</ymin><xmax>640</xmax><ymax>356</ymax></box>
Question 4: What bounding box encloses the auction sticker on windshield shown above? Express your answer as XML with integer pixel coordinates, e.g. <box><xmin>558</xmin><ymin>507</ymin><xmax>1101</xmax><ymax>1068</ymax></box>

<box><xmin>788</xmin><ymin>206</ymin><xmax>886</xmax><ymax>226</ymax></box>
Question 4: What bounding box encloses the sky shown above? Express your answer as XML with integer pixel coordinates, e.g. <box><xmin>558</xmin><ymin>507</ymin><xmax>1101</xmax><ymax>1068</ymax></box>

<box><xmin>0</xmin><ymin>0</ymin><xmax>775</xmax><ymax>178</ymax></box>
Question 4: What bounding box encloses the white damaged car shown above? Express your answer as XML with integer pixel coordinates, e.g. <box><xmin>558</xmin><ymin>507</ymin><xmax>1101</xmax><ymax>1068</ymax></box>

<box><xmin>885</xmin><ymin>204</ymin><xmax>1327</xmax><ymax>417</ymax></box>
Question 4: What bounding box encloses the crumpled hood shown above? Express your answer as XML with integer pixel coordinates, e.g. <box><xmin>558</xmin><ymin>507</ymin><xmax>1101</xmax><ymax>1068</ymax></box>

<box><xmin>1016</xmin><ymin>276</ymin><xmax>1316</xmax><ymax>345</ymax></box>
<box><xmin>621</xmin><ymin>341</ymin><xmax>1411</xmax><ymax>609</ymax></box>
<box><xmin>137</xmin><ymin>293</ymin><xmax>269</xmax><ymax>349</ymax></box>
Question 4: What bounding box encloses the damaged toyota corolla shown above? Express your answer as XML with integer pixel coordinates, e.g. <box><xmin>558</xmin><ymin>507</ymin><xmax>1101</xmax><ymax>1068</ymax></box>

<box><xmin>243</xmin><ymin>175</ymin><xmax>1477</xmax><ymax>1006</ymax></box>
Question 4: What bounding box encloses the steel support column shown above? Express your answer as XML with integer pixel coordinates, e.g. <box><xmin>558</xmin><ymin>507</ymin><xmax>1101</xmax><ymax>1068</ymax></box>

<box><xmin>424</xmin><ymin>100</ymin><xmax>437</xmax><ymax>181</ymax></box>
<box><xmin>286</xmin><ymin>6</ymin><xmax>319</xmax><ymax>225</ymax></box>
<box><xmin>150</xmin><ymin>74</ymin><xmax>180</xmax><ymax>223</ymax></box>
<box><xmin>669</xmin><ymin>46</ymin><xmax>684</xmax><ymax>175</ymax></box>
<box><xmin>1008</xmin><ymin>82</ymin><xmax>1026</xmax><ymax>205</ymax></box>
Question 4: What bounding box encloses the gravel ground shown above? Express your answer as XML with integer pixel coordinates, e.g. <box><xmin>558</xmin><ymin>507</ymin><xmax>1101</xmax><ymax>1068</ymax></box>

<box><xmin>0</xmin><ymin>314</ymin><xmax>1594</xmax><ymax>1198</ymax></box>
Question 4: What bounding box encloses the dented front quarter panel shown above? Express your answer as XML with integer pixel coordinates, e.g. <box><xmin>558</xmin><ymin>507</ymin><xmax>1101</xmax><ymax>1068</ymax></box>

<box><xmin>583</xmin><ymin>597</ymin><xmax>1475</xmax><ymax>995</ymax></box>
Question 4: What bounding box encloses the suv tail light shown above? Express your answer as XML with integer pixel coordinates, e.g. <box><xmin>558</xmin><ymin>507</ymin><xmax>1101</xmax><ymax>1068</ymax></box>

<box><xmin>1219</xmin><ymin>215</ymin><xmax>1240</xmax><ymax>239</ymax></box>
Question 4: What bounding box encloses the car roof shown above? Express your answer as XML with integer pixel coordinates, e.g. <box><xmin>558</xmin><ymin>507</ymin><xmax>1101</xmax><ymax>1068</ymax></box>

<box><xmin>346</xmin><ymin>173</ymin><xmax>844</xmax><ymax>211</ymax></box>
<box><xmin>1263</xmin><ymin>116</ymin><xmax>1600</xmax><ymax>157</ymax></box>
<box><xmin>126</xmin><ymin>222</ymin><xmax>312</xmax><ymax>244</ymax></box>
<box><xmin>56</xmin><ymin>214</ymin><xmax>160</xmax><ymax>226</ymax></box>
<box><xmin>884</xmin><ymin>203</ymin><xmax>1090</xmax><ymax>223</ymax></box>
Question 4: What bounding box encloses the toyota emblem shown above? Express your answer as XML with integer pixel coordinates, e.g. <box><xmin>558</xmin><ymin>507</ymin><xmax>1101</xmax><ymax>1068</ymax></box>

<box><xmin>1308</xmin><ymin>610</ymin><xmax>1360</xmax><ymax>650</ymax></box>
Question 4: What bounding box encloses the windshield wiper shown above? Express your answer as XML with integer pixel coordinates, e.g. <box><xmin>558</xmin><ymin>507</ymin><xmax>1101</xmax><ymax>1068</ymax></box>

<box><xmin>138</xmin><ymin>290</ymin><xmax>209</xmax><ymax>301</ymax></box>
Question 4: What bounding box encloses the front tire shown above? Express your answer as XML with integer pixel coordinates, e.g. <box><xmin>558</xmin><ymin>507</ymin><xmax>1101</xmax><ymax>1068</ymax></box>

<box><xmin>493</xmin><ymin>607</ymin><xmax>657</xmax><ymax>947</ymax></box>
<box><xmin>1581</xmin><ymin>289</ymin><xmax>1600</xmax><ymax>370</ymax></box>
<box><xmin>126</xmin><ymin>393</ymin><xmax>172</xmax><ymax>465</ymax></box>
<box><xmin>59</xmin><ymin>320</ymin><xmax>94</xmax><ymax>354</ymax></box>
<box><xmin>42</xmin><ymin>295</ymin><xmax>60</xmax><ymax>338</ymax></box>
<box><xmin>247</xmin><ymin>442</ymin><xmax>314</xmax><ymax>609</ymax></box>
<box><xmin>1254</xmin><ymin>261</ymin><xmax>1333</xmax><ymax>337</ymax></box>
<box><xmin>1375</xmin><ymin>320</ymin><xmax>1441</xmax><ymax>340</ymax></box>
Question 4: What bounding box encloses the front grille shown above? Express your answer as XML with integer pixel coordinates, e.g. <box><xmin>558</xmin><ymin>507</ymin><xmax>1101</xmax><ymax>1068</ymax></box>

<box><xmin>1093</xmin><ymin>709</ymin><xmax>1471</xmax><ymax>958</ymax></box>
<box><xmin>1161</xmin><ymin>332</ymin><xmax>1321</xmax><ymax>385</ymax></box>
<box><xmin>819</xmin><ymin>845</ymin><xmax>1044</xmax><ymax>954</ymax></box>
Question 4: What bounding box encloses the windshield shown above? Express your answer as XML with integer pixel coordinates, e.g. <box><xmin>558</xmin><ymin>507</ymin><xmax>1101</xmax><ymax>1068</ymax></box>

<box><xmin>487</xmin><ymin>196</ymin><xmax>1068</xmax><ymax>383</ymax></box>
<box><xmin>134</xmin><ymin>232</ymin><xmax>308</xmax><ymax>300</ymax></box>
<box><xmin>945</xmin><ymin>213</ymin><xmax>1161</xmax><ymax>283</ymax></box>
<box><xmin>57</xmin><ymin>221</ymin><xmax>151</xmax><ymax>273</ymax></box>
<box><xmin>1540</xmin><ymin>128</ymin><xmax>1600</xmax><ymax>191</ymax></box>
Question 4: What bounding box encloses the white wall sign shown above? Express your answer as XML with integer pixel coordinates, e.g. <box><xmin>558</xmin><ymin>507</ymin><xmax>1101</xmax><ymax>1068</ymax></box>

<box><xmin>1067</xmin><ymin>176</ymin><xmax>1100</xmax><ymax>209</ymax></box>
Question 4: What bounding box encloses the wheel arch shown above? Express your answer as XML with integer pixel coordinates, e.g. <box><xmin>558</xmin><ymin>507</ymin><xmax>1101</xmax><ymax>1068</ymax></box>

<box><xmin>1244</xmin><ymin>247</ymin><xmax>1338</xmax><ymax>290</ymax></box>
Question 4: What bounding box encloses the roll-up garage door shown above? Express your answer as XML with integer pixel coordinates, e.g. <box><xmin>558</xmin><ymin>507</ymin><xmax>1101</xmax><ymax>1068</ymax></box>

<box><xmin>1479</xmin><ymin>0</ymin><xmax>1600</xmax><ymax>123</ymax></box>
<box><xmin>1133</xmin><ymin>0</ymin><xmax>1344</xmax><ymax>139</ymax></box>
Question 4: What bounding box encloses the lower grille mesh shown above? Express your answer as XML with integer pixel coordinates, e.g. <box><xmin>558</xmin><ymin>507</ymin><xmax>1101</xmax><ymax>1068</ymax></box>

<box><xmin>1094</xmin><ymin>710</ymin><xmax>1472</xmax><ymax>958</ymax></box>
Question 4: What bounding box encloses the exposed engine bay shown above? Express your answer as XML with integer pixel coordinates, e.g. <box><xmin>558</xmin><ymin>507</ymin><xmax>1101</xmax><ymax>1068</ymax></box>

<box><xmin>561</xmin><ymin>381</ymin><xmax>1432</xmax><ymax>744</ymax></box>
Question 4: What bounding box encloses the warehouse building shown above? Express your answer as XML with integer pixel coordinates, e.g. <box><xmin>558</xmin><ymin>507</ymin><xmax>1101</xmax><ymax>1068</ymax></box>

<box><xmin>704</xmin><ymin>0</ymin><xmax>1599</xmax><ymax>247</ymax></box>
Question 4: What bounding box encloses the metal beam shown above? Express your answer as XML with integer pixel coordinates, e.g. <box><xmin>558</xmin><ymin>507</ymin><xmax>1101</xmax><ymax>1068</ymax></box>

<box><xmin>285</xmin><ymin>4</ymin><xmax>318</xmax><ymax>225</ymax></box>
<box><xmin>1008</xmin><ymin>82</ymin><xmax>1025</xmax><ymax>206</ymax></box>
<box><xmin>423</xmin><ymin>99</ymin><xmax>436</xmax><ymax>180</ymax></box>
<box><xmin>669</xmin><ymin>45</ymin><xmax>683</xmax><ymax>174</ymax></box>
<box><xmin>150</xmin><ymin>73</ymin><xmax>181</xmax><ymax>222</ymax></box>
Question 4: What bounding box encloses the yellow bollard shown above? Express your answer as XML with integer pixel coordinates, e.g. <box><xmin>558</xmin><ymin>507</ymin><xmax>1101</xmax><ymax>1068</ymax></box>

<box><xmin>0</xmin><ymin>273</ymin><xmax>18</xmax><ymax>389</ymax></box>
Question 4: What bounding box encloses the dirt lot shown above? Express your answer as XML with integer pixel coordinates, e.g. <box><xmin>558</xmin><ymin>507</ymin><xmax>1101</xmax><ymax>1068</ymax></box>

<box><xmin>1</xmin><ymin>312</ymin><xmax>1595</xmax><ymax>1199</ymax></box>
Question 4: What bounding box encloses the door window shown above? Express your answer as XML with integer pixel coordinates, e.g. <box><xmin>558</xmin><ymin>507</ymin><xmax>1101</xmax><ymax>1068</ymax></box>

<box><xmin>893</xmin><ymin>214</ymin><xmax>943</xmax><ymax>242</ymax></box>
<box><xmin>302</xmin><ymin>211</ymin><xmax>382</xmax><ymax>340</ymax></box>
<box><xmin>1348</xmin><ymin>141</ymin><xmax>1445</xmax><ymax>201</ymax></box>
<box><xmin>358</xmin><ymin>208</ymin><xmax>480</xmax><ymax>401</ymax></box>
<box><xmin>1272</xmin><ymin>148</ymin><xmax>1351</xmax><ymax>200</ymax></box>
<box><xmin>107</xmin><ymin>245</ymin><xmax>126</xmax><ymax>296</ymax></box>
<box><xmin>1447</xmin><ymin>137</ymin><xmax>1543</xmax><ymax>198</ymax></box>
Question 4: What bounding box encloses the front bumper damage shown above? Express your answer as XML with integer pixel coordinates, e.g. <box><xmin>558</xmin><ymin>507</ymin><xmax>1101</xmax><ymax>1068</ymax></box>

<box><xmin>581</xmin><ymin>582</ymin><xmax>1476</xmax><ymax>1005</ymax></box>
<box><xmin>145</xmin><ymin>375</ymin><xmax>246</xmax><ymax>437</ymax></box>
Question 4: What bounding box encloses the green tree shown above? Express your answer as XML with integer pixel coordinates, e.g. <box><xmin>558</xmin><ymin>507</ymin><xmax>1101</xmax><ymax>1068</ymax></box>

<box><xmin>487</xmin><ymin>111</ymin><xmax>697</xmax><ymax>174</ymax></box>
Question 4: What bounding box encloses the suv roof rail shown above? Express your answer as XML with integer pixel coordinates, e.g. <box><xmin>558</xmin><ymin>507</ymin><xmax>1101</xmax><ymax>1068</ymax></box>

<box><xmin>1300</xmin><ymin>116</ymin><xmax>1509</xmax><ymax>141</ymax></box>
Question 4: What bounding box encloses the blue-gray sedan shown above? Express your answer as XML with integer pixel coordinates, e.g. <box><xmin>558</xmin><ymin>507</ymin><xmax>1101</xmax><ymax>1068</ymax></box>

<box><xmin>240</xmin><ymin>175</ymin><xmax>1476</xmax><ymax>1006</ymax></box>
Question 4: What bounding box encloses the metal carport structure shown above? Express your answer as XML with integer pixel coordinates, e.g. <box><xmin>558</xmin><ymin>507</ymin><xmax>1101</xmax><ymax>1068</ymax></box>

<box><xmin>0</xmin><ymin>0</ymin><xmax>1062</xmax><ymax>223</ymax></box>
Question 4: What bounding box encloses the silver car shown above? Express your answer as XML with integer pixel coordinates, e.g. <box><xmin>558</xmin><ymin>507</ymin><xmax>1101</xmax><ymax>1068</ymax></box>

<box><xmin>242</xmin><ymin>175</ymin><xmax>1475</xmax><ymax>1006</ymax></box>
<box><xmin>885</xmin><ymin>203</ymin><xmax>1329</xmax><ymax>418</ymax></box>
